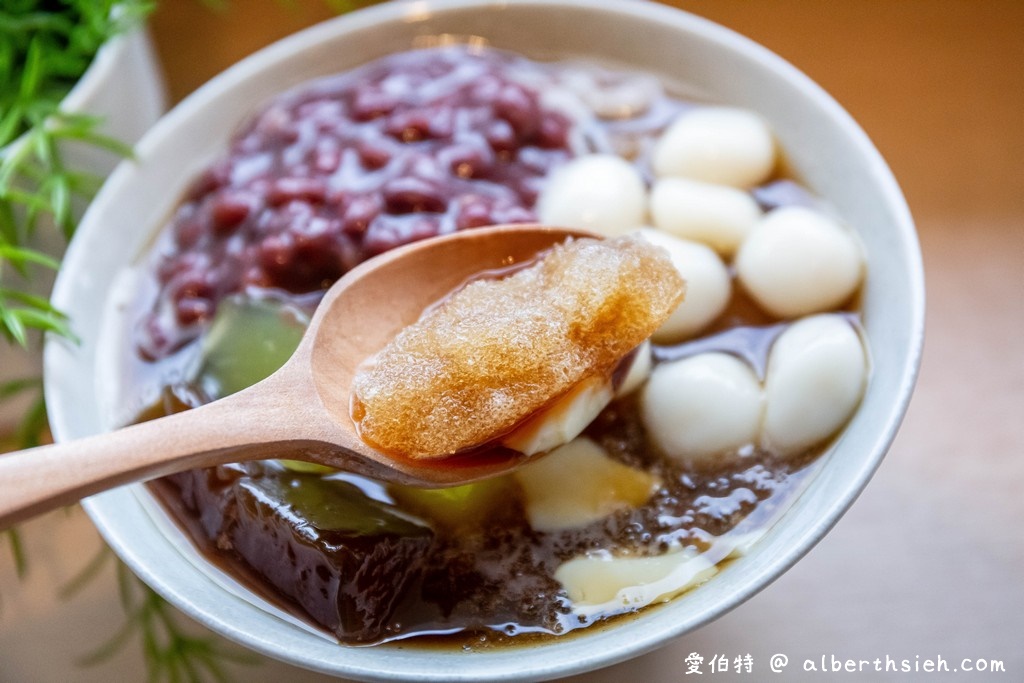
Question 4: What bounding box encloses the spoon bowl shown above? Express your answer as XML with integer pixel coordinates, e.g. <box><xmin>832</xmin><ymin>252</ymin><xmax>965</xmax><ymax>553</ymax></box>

<box><xmin>0</xmin><ymin>224</ymin><xmax>587</xmax><ymax>529</ymax></box>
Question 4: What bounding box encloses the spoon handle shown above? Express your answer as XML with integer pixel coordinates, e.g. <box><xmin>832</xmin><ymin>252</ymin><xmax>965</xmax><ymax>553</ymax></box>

<box><xmin>0</xmin><ymin>384</ymin><xmax>309</xmax><ymax>530</ymax></box>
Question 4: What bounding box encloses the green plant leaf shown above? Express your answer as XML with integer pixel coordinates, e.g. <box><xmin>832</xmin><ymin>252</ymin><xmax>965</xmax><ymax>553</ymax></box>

<box><xmin>81</xmin><ymin>561</ymin><xmax>258</xmax><ymax>680</ymax></box>
<box><xmin>0</xmin><ymin>376</ymin><xmax>38</xmax><ymax>397</ymax></box>
<box><xmin>0</xmin><ymin>304</ymin><xmax>28</xmax><ymax>345</ymax></box>
<box><xmin>3</xmin><ymin>528</ymin><xmax>28</xmax><ymax>579</ymax></box>
<box><xmin>17</xmin><ymin>35</ymin><xmax>44</xmax><ymax>101</ymax></box>
<box><xmin>14</xmin><ymin>387</ymin><xmax>47</xmax><ymax>448</ymax></box>
<box><xmin>0</xmin><ymin>244</ymin><xmax>61</xmax><ymax>271</ymax></box>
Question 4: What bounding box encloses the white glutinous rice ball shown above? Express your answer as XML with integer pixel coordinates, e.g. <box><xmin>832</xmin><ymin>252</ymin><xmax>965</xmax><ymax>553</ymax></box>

<box><xmin>649</xmin><ymin>177</ymin><xmax>761</xmax><ymax>256</ymax></box>
<box><xmin>638</xmin><ymin>228</ymin><xmax>731</xmax><ymax>342</ymax></box>
<box><xmin>640</xmin><ymin>352</ymin><xmax>763</xmax><ymax>468</ymax></box>
<box><xmin>616</xmin><ymin>340</ymin><xmax>652</xmax><ymax>398</ymax></box>
<box><xmin>652</xmin><ymin>106</ymin><xmax>777</xmax><ymax>188</ymax></box>
<box><xmin>735</xmin><ymin>206</ymin><xmax>865</xmax><ymax>318</ymax></box>
<box><xmin>763</xmin><ymin>314</ymin><xmax>868</xmax><ymax>457</ymax></box>
<box><xmin>536</xmin><ymin>154</ymin><xmax>646</xmax><ymax>236</ymax></box>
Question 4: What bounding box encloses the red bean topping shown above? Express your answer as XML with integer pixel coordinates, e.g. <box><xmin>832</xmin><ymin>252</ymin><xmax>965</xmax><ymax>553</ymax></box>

<box><xmin>253</xmin><ymin>106</ymin><xmax>300</xmax><ymax>146</ymax></box>
<box><xmin>382</xmin><ymin>177</ymin><xmax>446</xmax><ymax>214</ymax></box>
<box><xmin>185</xmin><ymin>162</ymin><xmax>231</xmax><ymax>201</ymax></box>
<box><xmin>139</xmin><ymin>47</ymin><xmax>577</xmax><ymax>359</ymax></box>
<box><xmin>241</xmin><ymin>265</ymin><xmax>272</xmax><ymax>288</ymax></box>
<box><xmin>490</xmin><ymin>203</ymin><xmax>535</xmax><ymax>225</ymax></box>
<box><xmin>443</xmin><ymin>143</ymin><xmax>495</xmax><ymax>179</ymax></box>
<box><xmin>171</xmin><ymin>271</ymin><xmax>216</xmax><ymax>302</ymax></box>
<box><xmin>210</xmin><ymin>192</ymin><xmax>253</xmax><ymax>233</ymax></box>
<box><xmin>175</xmin><ymin>297</ymin><xmax>214</xmax><ymax>326</ymax></box>
<box><xmin>137</xmin><ymin>313</ymin><xmax>172</xmax><ymax>361</ymax></box>
<box><xmin>385</xmin><ymin>111</ymin><xmax>432</xmax><ymax>143</ymax></box>
<box><xmin>363</xmin><ymin>215</ymin><xmax>442</xmax><ymax>256</ymax></box>
<box><xmin>351</xmin><ymin>88</ymin><xmax>399</xmax><ymax>121</ymax></box>
<box><xmin>356</xmin><ymin>140</ymin><xmax>392</xmax><ymax>170</ymax></box>
<box><xmin>426</xmin><ymin>107</ymin><xmax>454</xmax><ymax>139</ymax></box>
<box><xmin>173</xmin><ymin>217</ymin><xmax>204</xmax><ymax>250</ymax></box>
<box><xmin>341</xmin><ymin>196</ymin><xmax>381</xmax><ymax>236</ymax></box>
<box><xmin>455</xmin><ymin>197</ymin><xmax>495</xmax><ymax>230</ymax></box>
<box><xmin>538</xmin><ymin>113</ymin><xmax>572</xmax><ymax>149</ymax></box>
<box><xmin>485</xmin><ymin>119</ymin><xmax>518</xmax><ymax>155</ymax></box>
<box><xmin>312</xmin><ymin>142</ymin><xmax>342</xmax><ymax>174</ymax></box>
<box><xmin>494</xmin><ymin>84</ymin><xmax>539</xmax><ymax>138</ymax></box>
<box><xmin>158</xmin><ymin>252</ymin><xmax>209</xmax><ymax>284</ymax></box>
<box><xmin>267</xmin><ymin>177</ymin><xmax>327</xmax><ymax>206</ymax></box>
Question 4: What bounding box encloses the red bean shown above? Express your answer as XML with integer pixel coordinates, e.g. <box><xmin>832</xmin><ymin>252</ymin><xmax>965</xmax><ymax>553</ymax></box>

<box><xmin>185</xmin><ymin>162</ymin><xmax>231</xmax><ymax>201</ymax></box>
<box><xmin>494</xmin><ymin>84</ymin><xmax>539</xmax><ymax>138</ymax></box>
<box><xmin>426</xmin><ymin>107</ymin><xmax>454</xmax><ymax>139</ymax></box>
<box><xmin>312</xmin><ymin>142</ymin><xmax>342</xmax><ymax>173</ymax></box>
<box><xmin>258</xmin><ymin>234</ymin><xmax>294</xmax><ymax>271</ymax></box>
<box><xmin>171</xmin><ymin>271</ymin><xmax>216</xmax><ymax>303</ymax></box>
<box><xmin>455</xmin><ymin>197</ymin><xmax>495</xmax><ymax>229</ymax></box>
<box><xmin>173</xmin><ymin>217</ymin><xmax>204</xmax><ymax>250</ymax></box>
<box><xmin>485</xmin><ymin>119</ymin><xmax>518</xmax><ymax>155</ymax></box>
<box><xmin>175</xmin><ymin>297</ymin><xmax>214</xmax><ymax>326</ymax></box>
<box><xmin>253</xmin><ymin>106</ymin><xmax>300</xmax><ymax>146</ymax></box>
<box><xmin>357</xmin><ymin>140</ymin><xmax>392</xmax><ymax>170</ymax></box>
<box><xmin>363</xmin><ymin>214</ymin><xmax>440</xmax><ymax>255</ymax></box>
<box><xmin>351</xmin><ymin>88</ymin><xmax>398</xmax><ymax>121</ymax></box>
<box><xmin>491</xmin><ymin>203</ymin><xmax>534</xmax><ymax>225</ymax></box>
<box><xmin>137</xmin><ymin>313</ymin><xmax>172</xmax><ymax>361</ymax></box>
<box><xmin>210</xmin><ymin>192</ymin><xmax>252</xmax><ymax>233</ymax></box>
<box><xmin>383</xmin><ymin>177</ymin><xmax>446</xmax><ymax>214</ymax></box>
<box><xmin>537</xmin><ymin>114</ymin><xmax>571</xmax><ymax>149</ymax></box>
<box><xmin>471</xmin><ymin>75</ymin><xmax>502</xmax><ymax>102</ymax></box>
<box><xmin>267</xmin><ymin>177</ymin><xmax>327</xmax><ymax>206</ymax></box>
<box><xmin>241</xmin><ymin>265</ymin><xmax>272</xmax><ymax>288</ymax></box>
<box><xmin>342</xmin><ymin>196</ymin><xmax>382</xmax><ymax>236</ymax></box>
<box><xmin>385</xmin><ymin>112</ymin><xmax>432</xmax><ymax>143</ymax></box>
<box><xmin>444</xmin><ymin>143</ymin><xmax>494</xmax><ymax>179</ymax></box>
<box><xmin>158</xmin><ymin>252</ymin><xmax>209</xmax><ymax>284</ymax></box>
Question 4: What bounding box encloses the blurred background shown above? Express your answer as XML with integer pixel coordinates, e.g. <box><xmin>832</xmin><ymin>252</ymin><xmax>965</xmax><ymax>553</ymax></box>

<box><xmin>1</xmin><ymin>1</ymin><xmax>1021</xmax><ymax>680</ymax></box>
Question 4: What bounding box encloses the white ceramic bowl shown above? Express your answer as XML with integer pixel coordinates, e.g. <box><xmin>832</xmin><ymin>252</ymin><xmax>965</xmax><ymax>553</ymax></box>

<box><xmin>45</xmin><ymin>1</ymin><xmax>924</xmax><ymax>680</ymax></box>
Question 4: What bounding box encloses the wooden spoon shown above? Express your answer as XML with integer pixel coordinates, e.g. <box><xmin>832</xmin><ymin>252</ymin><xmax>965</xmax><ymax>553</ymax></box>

<box><xmin>0</xmin><ymin>224</ymin><xmax>589</xmax><ymax>529</ymax></box>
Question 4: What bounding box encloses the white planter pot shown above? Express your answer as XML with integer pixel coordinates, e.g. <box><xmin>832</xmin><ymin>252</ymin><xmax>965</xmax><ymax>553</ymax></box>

<box><xmin>0</xmin><ymin>27</ymin><xmax>167</xmax><ymax>433</ymax></box>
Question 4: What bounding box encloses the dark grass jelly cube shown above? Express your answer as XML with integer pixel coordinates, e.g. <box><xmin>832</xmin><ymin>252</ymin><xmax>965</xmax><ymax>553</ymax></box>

<box><xmin>229</xmin><ymin>474</ymin><xmax>433</xmax><ymax>643</ymax></box>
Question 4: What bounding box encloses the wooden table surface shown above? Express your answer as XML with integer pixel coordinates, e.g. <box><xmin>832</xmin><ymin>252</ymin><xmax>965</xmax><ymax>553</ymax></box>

<box><xmin>2</xmin><ymin>1</ymin><xmax>1021</xmax><ymax>681</ymax></box>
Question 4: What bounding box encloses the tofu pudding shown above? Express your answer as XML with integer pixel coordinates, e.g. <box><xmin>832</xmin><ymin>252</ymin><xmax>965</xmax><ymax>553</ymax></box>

<box><xmin>111</xmin><ymin>46</ymin><xmax>869</xmax><ymax>647</ymax></box>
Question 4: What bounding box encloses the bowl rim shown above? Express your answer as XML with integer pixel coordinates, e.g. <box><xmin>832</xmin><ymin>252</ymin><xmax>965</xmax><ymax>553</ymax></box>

<box><xmin>45</xmin><ymin>0</ymin><xmax>925</xmax><ymax>680</ymax></box>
